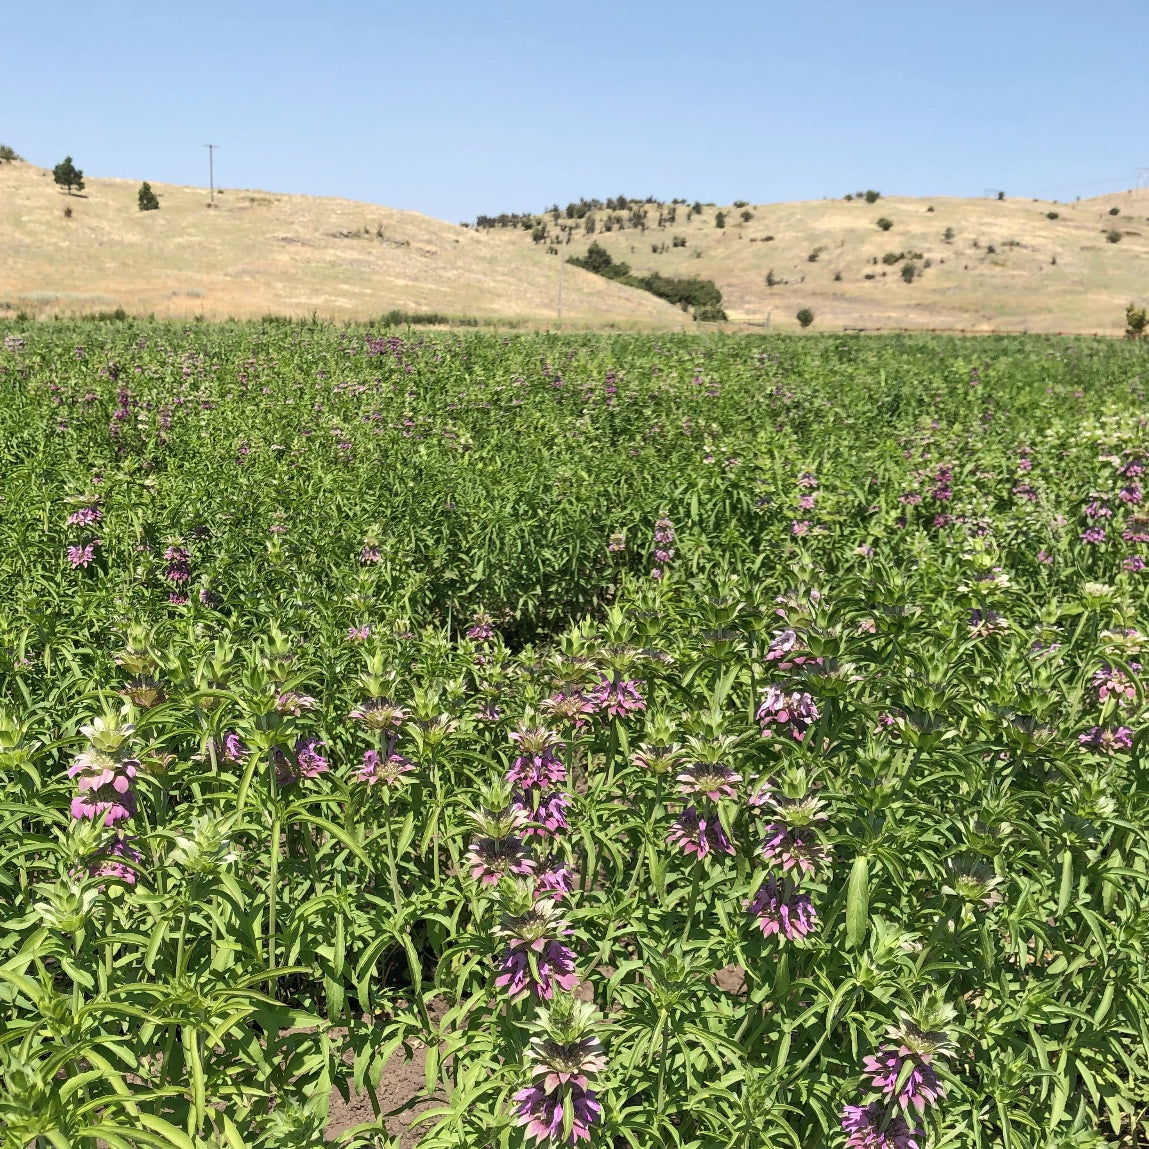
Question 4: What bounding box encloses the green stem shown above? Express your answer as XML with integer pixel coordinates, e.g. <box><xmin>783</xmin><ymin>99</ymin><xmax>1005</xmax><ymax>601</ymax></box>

<box><xmin>655</xmin><ymin>1018</ymin><xmax>670</xmax><ymax>1117</ymax></box>
<box><xmin>384</xmin><ymin>796</ymin><xmax>402</xmax><ymax>911</ymax></box>
<box><xmin>268</xmin><ymin>817</ymin><xmax>281</xmax><ymax>981</ymax></box>
<box><xmin>681</xmin><ymin>861</ymin><xmax>703</xmax><ymax>943</ymax></box>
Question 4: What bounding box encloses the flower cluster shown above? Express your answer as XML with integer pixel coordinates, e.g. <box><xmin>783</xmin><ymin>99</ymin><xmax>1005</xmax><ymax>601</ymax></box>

<box><xmin>757</xmin><ymin>686</ymin><xmax>820</xmax><ymax>742</ymax></box>
<box><xmin>69</xmin><ymin>715</ymin><xmax>139</xmax><ymax>827</ymax></box>
<box><xmin>841</xmin><ymin>999</ymin><xmax>954</xmax><ymax>1149</ymax></box>
<box><xmin>163</xmin><ymin>543</ymin><xmax>191</xmax><ymax>604</ymax></box>
<box><xmin>513</xmin><ymin>996</ymin><xmax>606</xmax><ymax>1145</ymax></box>
<box><xmin>745</xmin><ymin>780</ymin><xmax>827</xmax><ymax>942</ymax></box>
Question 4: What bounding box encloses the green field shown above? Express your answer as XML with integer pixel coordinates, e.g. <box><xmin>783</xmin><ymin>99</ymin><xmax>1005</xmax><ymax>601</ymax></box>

<box><xmin>2</xmin><ymin>321</ymin><xmax>1148</xmax><ymax>1148</ymax></box>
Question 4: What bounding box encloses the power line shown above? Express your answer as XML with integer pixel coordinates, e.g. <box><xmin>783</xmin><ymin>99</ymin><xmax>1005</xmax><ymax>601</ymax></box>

<box><xmin>203</xmin><ymin>144</ymin><xmax>218</xmax><ymax>207</ymax></box>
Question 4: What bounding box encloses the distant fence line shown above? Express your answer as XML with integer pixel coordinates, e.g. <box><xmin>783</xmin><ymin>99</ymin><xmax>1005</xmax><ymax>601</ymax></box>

<box><xmin>726</xmin><ymin>321</ymin><xmax>1125</xmax><ymax>339</ymax></box>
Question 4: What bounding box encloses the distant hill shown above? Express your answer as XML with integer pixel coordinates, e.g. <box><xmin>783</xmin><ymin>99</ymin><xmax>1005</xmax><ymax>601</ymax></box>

<box><xmin>0</xmin><ymin>162</ymin><xmax>680</xmax><ymax>327</ymax></box>
<box><xmin>2</xmin><ymin>158</ymin><xmax>1146</xmax><ymax>333</ymax></box>
<box><xmin>491</xmin><ymin>189</ymin><xmax>1149</xmax><ymax>334</ymax></box>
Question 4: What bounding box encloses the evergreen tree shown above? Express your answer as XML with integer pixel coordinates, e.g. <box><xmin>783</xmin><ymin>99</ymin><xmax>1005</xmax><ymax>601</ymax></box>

<box><xmin>138</xmin><ymin>182</ymin><xmax>160</xmax><ymax>211</ymax></box>
<box><xmin>53</xmin><ymin>156</ymin><xmax>84</xmax><ymax>195</ymax></box>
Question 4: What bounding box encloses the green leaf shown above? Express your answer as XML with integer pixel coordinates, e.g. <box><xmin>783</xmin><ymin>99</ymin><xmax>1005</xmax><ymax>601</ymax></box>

<box><xmin>846</xmin><ymin>854</ymin><xmax>870</xmax><ymax>950</ymax></box>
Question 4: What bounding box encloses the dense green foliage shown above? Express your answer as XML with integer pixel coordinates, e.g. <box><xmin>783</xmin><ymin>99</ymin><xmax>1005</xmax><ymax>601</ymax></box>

<box><xmin>53</xmin><ymin>155</ymin><xmax>85</xmax><ymax>195</ymax></box>
<box><xmin>569</xmin><ymin>243</ymin><xmax>726</xmax><ymax>321</ymax></box>
<box><xmin>138</xmin><ymin>182</ymin><xmax>160</xmax><ymax>212</ymax></box>
<box><xmin>2</xmin><ymin>322</ymin><xmax>1149</xmax><ymax>1148</ymax></box>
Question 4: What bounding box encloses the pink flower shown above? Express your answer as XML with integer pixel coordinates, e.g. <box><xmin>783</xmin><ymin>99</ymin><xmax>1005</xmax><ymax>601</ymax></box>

<box><xmin>666</xmin><ymin>806</ymin><xmax>734</xmax><ymax>858</ymax></box>
<box><xmin>466</xmin><ymin>834</ymin><xmax>535</xmax><ymax>886</ymax></box>
<box><xmin>85</xmin><ymin>836</ymin><xmax>143</xmax><ymax>887</ymax></box>
<box><xmin>1079</xmin><ymin>725</ymin><xmax>1134</xmax><ymax>753</ymax></box>
<box><xmin>513</xmin><ymin>1082</ymin><xmax>601</xmax><ymax>1145</ymax></box>
<box><xmin>495</xmin><ymin>938</ymin><xmax>579</xmax><ymax>1001</ymax></box>
<box><xmin>745</xmin><ymin>877</ymin><xmax>816</xmax><ymax>941</ymax></box>
<box><xmin>757</xmin><ymin>687</ymin><xmax>819</xmax><ymax>741</ymax></box>
<box><xmin>514</xmin><ymin>790</ymin><xmax>574</xmax><ymax>837</ymax></box>
<box><xmin>587</xmin><ymin>673</ymin><xmax>645</xmax><ymax>718</ymax></box>
<box><xmin>291</xmin><ymin>738</ymin><xmax>328</xmax><ymax>779</ymax></box>
<box><xmin>864</xmin><ymin>1048</ymin><xmax>946</xmax><ymax>1114</ymax></box>
<box><xmin>67</xmin><ymin>541</ymin><xmax>99</xmax><ymax>568</ymax></box>
<box><xmin>223</xmin><ymin>733</ymin><xmax>247</xmax><ymax>762</ymax></box>
<box><xmin>675</xmin><ymin>762</ymin><xmax>741</xmax><ymax>801</ymax></box>
<box><xmin>69</xmin><ymin>749</ymin><xmax>138</xmax><ymax>827</ymax></box>
<box><xmin>356</xmin><ymin>745</ymin><xmax>415</xmax><ymax>786</ymax></box>
<box><xmin>840</xmin><ymin>1103</ymin><xmax>924</xmax><ymax>1149</ymax></box>
<box><xmin>347</xmin><ymin>625</ymin><xmax>372</xmax><ymax>640</ymax></box>
<box><xmin>760</xmin><ymin>824</ymin><xmax>827</xmax><ymax>877</ymax></box>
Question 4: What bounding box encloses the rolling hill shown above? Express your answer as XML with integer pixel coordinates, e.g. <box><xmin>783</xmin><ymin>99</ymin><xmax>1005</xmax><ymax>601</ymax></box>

<box><xmin>2</xmin><ymin>158</ymin><xmax>1146</xmax><ymax>333</ymax></box>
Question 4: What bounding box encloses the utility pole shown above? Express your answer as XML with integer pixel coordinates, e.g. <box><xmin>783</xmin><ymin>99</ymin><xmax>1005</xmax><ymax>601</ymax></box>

<box><xmin>204</xmin><ymin>144</ymin><xmax>218</xmax><ymax>207</ymax></box>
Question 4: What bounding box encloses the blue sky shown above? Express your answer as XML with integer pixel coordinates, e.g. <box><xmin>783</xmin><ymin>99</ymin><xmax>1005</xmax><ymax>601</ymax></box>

<box><xmin>2</xmin><ymin>0</ymin><xmax>1145</xmax><ymax>221</ymax></box>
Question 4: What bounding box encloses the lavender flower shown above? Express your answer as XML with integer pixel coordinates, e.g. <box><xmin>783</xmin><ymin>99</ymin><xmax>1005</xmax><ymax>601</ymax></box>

<box><xmin>675</xmin><ymin>761</ymin><xmax>741</xmax><ymax>801</ymax></box>
<box><xmin>466</xmin><ymin>611</ymin><xmax>496</xmax><ymax>641</ymax></box>
<box><xmin>515</xmin><ymin>789</ymin><xmax>574</xmax><ymax>837</ymax></box>
<box><xmin>69</xmin><ymin>718</ymin><xmax>139</xmax><ymax>827</ymax></box>
<box><xmin>512</xmin><ymin>1084</ymin><xmax>601</xmax><ymax>1146</ymax></box>
<box><xmin>356</xmin><ymin>744</ymin><xmax>415</xmax><ymax>787</ymax></box>
<box><xmin>494</xmin><ymin>898</ymin><xmax>579</xmax><ymax>1001</ymax></box>
<box><xmin>587</xmin><ymin>673</ymin><xmax>645</xmax><ymax>719</ymax></box>
<box><xmin>293</xmin><ymin>738</ymin><xmax>328</xmax><ymax>779</ymax></box>
<box><xmin>745</xmin><ymin>877</ymin><xmax>817</xmax><ymax>941</ymax></box>
<box><xmin>757</xmin><ymin>686</ymin><xmax>819</xmax><ymax>741</ymax></box>
<box><xmin>67</xmin><ymin>541</ymin><xmax>99</xmax><ymax>568</ymax></box>
<box><xmin>508</xmin><ymin>727</ymin><xmax>567</xmax><ymax>788</ymax></box>
<box><xmin>1091</xmin><ymin>663</ymin><xmax>1137</xmax><ymax>705</ymax></box>
<box><xmin>223</xmin><ymin>733</ymin><xmax>248</xmax><ymax>762</ymax></box>
<box><xmin>864</xmin><ymin>1047</ymin><xmax>946</xmax><ymax>1114</ymax></box>
<box><xmin>840</xmin><ymin>1103</ymin><xmax>924</xmax><ymax>1149</ymax></box>
<box><xmin>1079</xmin><ymin>725</ymin><xmax>1134</xmax><ymax>753</ymax></box>
<box><xmin>666</xmin><ymin>806</ymin><xmax>734</xmax><ymax>859</ymax></box>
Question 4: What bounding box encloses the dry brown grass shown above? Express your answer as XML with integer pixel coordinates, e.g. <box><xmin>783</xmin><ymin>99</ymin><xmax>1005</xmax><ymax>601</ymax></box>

<box><xmin>3</xmin><ymin>160</ymin><xmax>1146</xmax><ymax>333</ymax></box>
<box><xmin>530</xmin><ymin>191</ymin><xmax>1149</xmax><ymax>334</ymax></box>
<box><xmin>0</xmin><ymin>163</ymin><xmax>681</xmax><ymax>327</ymax></box>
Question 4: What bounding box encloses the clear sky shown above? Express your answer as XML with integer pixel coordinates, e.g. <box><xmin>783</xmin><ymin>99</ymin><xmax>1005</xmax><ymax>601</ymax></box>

<box><xmin>2</xmin><ymin>0</ymin><xmax>1145</xmax><ymax>222</ymax></box>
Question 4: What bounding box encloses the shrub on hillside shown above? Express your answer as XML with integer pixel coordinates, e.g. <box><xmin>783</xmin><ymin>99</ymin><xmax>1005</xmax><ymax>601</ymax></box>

<box><xmin>797</xmin><ymin>308</ymin><xmax>814</xmax><ymax>328</ymax></box>
<box><xmin>1109</xmin><ymin>207</ymin><xmax>1121</xmax><ymax>216</ymax></box>
<box><xmin>740</xmin><ymin>210</ymin><xmax>753</xmax><ymax>223</ymax></box>
<box><xmin>882</xmin><ymin>251</ymin><xmax>904</xmax><ymax>265</ymax></box>
<box><xmin>137</xmin><ymin>182</ymin><xmax>160</xmax><ymax>212</ymax></box>
<box><xmin>0</xmin><ymin>144</ymin><xmax>22</xmax><ymax>163</ymax></box>
<box><xmin>53</xmin><ymin>156</ymin><xmax>84</xmax><ymax>195</ymax></box>
<box><xmin>901</xmin><ymin>262</ymin><xmax>918</xmax><ymax>283</ymax></box>
<box><xmin>864</xmin><ymin>189</ymin><xmax>881</xmax><ymax>203</ymax></box>
<box><xmin>1106</xmin><ymin>230</ymin><xmax>1122</xmax><ymax>244</ymax></box>
<box><xmin>715</xmin><ymin>211</ymin><xmax>726</xmax><ymax>229</ymax></box>
<box><xmin>1127</xmin><ymin>304</ymin><xmax>1148</xmax><ymax>338</ymax></box>
<box><xmin>876</xmin><ymin>217</ymin><xmax>893</xmax><ymax>231</ymax></box>
<box><xmin>1047</xmin><ymin>211</ymin><xmax>1059</xmax><ymax>220</ymax></box>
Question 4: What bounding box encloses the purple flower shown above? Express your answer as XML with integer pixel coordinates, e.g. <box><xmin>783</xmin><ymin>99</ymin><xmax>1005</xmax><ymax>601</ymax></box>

<box><xmin>85</xmin><ymin>836</ymin><xmax>143</xmax><ymax>887</ymax></box>
<box><xmin>66</xmin><ymin>505</ymin><xmax>102</xmax><ymax>527</ymax></box>
<box><xmin>534</xmin><ymin>858</ymin><xmax>575</xmax><ymax>901</ymax></box>
<box><xmin>348</xmin><ymin>698</ymin><xmax>407</xmax><ymax>730</ymax></box>
<box><xmin>1079</xmin><ymin>725</ymin><xmax>1134</xmax><ymax>753</ymax></box>
<box><xmin>515</xmin><ymin>790</ymin><xmax>574</xmax><ymax>837</ymax></box>
<box><xmin>223</xmin><ymin>733</ymin><xmax>247</xmax><ymax>763</ymax></box>
<box><xmin>356</xmin><ymin>745</ymin><xmax>415</xmax><ymax>786</ymax></box>
<box><xmin>1080</xmin><ymin>526</ymin><xmax>1107</xmax><ymax>545</ymax></box>
<box><xmin>466</xmin><ymin>611</ymin><xmax>496</xmax><ymax>641</ymax></box>
<box><xmin>745</xmin><ymin>877</ymin><xmax>816</xmax><ymax>941</ymax></box>
<box><xmin>666</xmin><ymin>806</ymin><xmax>734</xmax><ymax>859</ymax></box>
<box><xmin>163</xmin><ymin>545</ymin><xmax>191</xmax><ymax>584</ymax></box>
<box><xmin>67</xmin><ymin>541</ymin><xmax>99</xmax><ymax>568</ymax></box>
<box><xmin>347</xmin><ymin>624</ymin><xmax>372</xmax><ymax>641</ymax></box>
<box><xmin>496</xmin><ymin>937</ymin><xmax>579</xmax><ymax>1001</ymax></box>
<box><xmin>1124</xmin><ymin>555</ymin><xmax>1146</xmax><ymax>572</ymax></box>
<box><xmin>587</xmin><ymin>673</ymin><xmax>645</xmax><ymax>719</ymax></box>
<box><xmin>466</xmin><ymin>833</ymin><xmax>535</xmax><ymax>886</ymax></box>
<box><xmin>69</xmin><ymin>749</ymin><xmax>138</xmax><ymax>826</ymax></box>
<box><xmin>359</xmin><ymin>545</ymin><xmax>381</xmax><ymax>564</ymax></box>
<box><xmin>275</xmin><ymin>691</ymin><xmax>318</xmax><ymax>716</ymax></box>
<box><xmin>757</xmin><ymin>687</ymin><xmax>819</xmax><ymax>741</ymax></box>
<box><xmin>295</xmin><ymin>737</ymin><xmax>328</xmax><ymax>779</ymax></box>
<box><xmin>840</xmin><ymin>1103</ymin><xmax>925</xmax><ymax>1149</ymax></box>
<box><xmin>864</xmin><ymin>1047</ymin><xmax>946</xmax><ymax>1114</ymax></box>
<box><xmin>513</xmin><ymin>1082</ymin><xmax>601</xmax><ymax>1145</ymax></box>
<box><xmin>760</xmin><ymin>824</ymin><xmax>828</xmax><ymax>877</ymax></box>
<box><xmin>508</xmin><ymin>728</ymin><xmax>568</xmax><ymax>788</ymax></box>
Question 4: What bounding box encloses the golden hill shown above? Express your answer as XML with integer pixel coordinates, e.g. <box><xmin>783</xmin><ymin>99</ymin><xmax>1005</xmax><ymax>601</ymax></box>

<box><xmin>498</xmin><ymin>190</ymin><xmax>1149</xmax><ymax>334</ymax></box>
<box><xmin>0</xmin><ymin>163</ymin><xmax>681</xmax><ymax>327</ymax></box>
<box><xmin>2</xmin><ymin>159</ymin><xmax>1146</xmax><ymax>333</ymax></box>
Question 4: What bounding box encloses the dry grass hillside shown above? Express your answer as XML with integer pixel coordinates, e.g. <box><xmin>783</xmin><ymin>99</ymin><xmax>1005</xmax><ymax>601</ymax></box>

<box><xmin>3</xmin><ymin>158</ymin><xmax>1147</xmax><ymax>333</ymax></box>
<box><xmin>0</xmin><ymin>162</ymin><xmax>681</xmax><ymax>326</ymax></box>
<box><xmin>495</xmin><ymin>189</ymin><xmax>1149</xmax><ymax>334</ymax></box>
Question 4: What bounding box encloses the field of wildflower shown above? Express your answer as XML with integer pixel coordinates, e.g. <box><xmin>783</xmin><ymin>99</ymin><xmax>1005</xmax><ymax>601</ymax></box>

<box><xmin>1</xmin><ymin>320</ymin><xmax>1148</xmax><ymax>1149</ymax></box>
